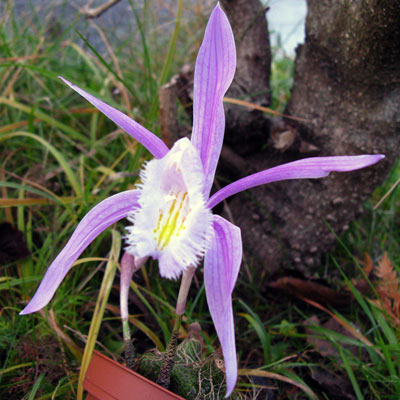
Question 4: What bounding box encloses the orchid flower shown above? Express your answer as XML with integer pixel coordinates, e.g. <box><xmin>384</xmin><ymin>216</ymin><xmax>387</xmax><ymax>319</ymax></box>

<box><xmin>20</xmin><ymin>4</ymin><xmax>384</xmax><ymax>397</ymax></box>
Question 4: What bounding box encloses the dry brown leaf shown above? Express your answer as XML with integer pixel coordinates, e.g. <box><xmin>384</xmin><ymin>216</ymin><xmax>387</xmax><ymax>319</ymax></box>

<box><xmin>375</xmin><ymin>253</ymin><xmax>397</xmax><ymax>284</ymax></box>
<box><xmin>364</xmin><ymin>253</ymin><xmax>374</xmax><ymax>277</ymax></box>
<box><xmin>304</xmin><ymin>315</ymin><xmax>367</xmax><ymax>362</ymax></box>
<box><xmin>0</xmin><ymin>222</ymin><xmax>30</xmax><ymax>265</ymax></box>
<box><xmin>350</xmin><ymin>253</ymin><xmax>374</xmax><ymax>294</ymax></box>
<box><xmin>238</xmin><ymin>368</ymin><xmax>318</xmax><ymax>400</ymax></box>
<box><xmin>269</xmin><ymin>277</ymin><xmax>351</xmax><ymax>307</ymax></box>
<box><xmin>300</xmin><ymin>297</ymin><xmax>382</xmax><ymax>358</ymax></box>
<box><xmin>375</xmin><ymin>253</ymin><xmax>400</xmax><ymax>319</ymax></box>
<box><xmin>369</xmin><ymin>298</ymin><xmax>400</xmax><ymax>328</ymax></box>
<box><xmin>310</xmin><ymin>367</ymin><xmax>355</xmax><ymax>400</ymax></box>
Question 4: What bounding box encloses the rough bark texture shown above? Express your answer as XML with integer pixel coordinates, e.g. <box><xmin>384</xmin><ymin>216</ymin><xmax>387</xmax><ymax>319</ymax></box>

<box><xmin>176</xmin><ymin>0</ymin><xmax>271</xmax><ymax>155</ymax></box>
<box><xmin>227</xmin><ymin>0</ymin><xmax>400</xmax><ymax>276</ymax></box>
<box><xmin>159</xmin><ymin>80</ymin><xmax>181</xmax><ymax>148</ymax></box>
<box><xmin>175</xmin><ymin>1</ymin><xmax>400</xmax><ymax>278</ymax></box>
<box><xmin>219</xmin><ymin>0</ymin><xmax>271</xmax><ymax>155</ymax></box>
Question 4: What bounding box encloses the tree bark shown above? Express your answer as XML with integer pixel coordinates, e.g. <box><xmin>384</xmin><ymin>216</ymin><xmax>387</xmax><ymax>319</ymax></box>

<box><xmin>176</xmin><ymin>0</ymin><xmax>271</xmax><ymax>155</ymax></box>
<box><xmin>219</xmin><ymin>0</ymin><xmax>272</xmax><ymax>155</ymax></box>
<box><xmin>176</xmin><ymin>1</ymin><xmax>400</xmax><ymax>278</ymax></box>
<box><xmin>226</xmin><ymin>0</ymin><xmax>400</xmax><ymax>277</ymax></box>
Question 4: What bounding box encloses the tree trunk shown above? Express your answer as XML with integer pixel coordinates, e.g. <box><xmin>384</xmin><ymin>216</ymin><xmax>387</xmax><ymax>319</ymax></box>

<box><xmin>177</xmin><ymin>1</ymin><xmax>400</xmax><ymax>278</ymax></box>
<box><xmin>226</xmin><ymin>0</ymin><xmax>400</xmax><ymax>277</ymax></box>
<box><xmin>177</xmin><ymin>0</ymin><xmax>271</xmax><ymax>155</ymax></box>
<box><xmin>219</xmin><ymin>0</ymin><xmax>271</xmax><ymax>155</ymax></box>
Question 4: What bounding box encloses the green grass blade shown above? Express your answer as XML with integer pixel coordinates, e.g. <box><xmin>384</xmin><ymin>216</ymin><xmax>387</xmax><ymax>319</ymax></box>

<box><xmin>0</xmin><ymin>131</ymin><xmax>82</xmax><ymax>198</ymax></box>
<box><xmin>0</xmin><ymin>96</ymin><xmax>89</xmax><ymax>143</ymax></box>
<box><xmin>238</xmin><ymin>298</ymin><xmax>270</xmax><ymax>365</ymax></box>
<box><xmin>128</xmin><ymin>0</ymin><xmax>156</xmax><ymax>103</ymax></box>
<box><xmin>373</xmin><ymin>307</ymin><xmax>397</xmax><ymax>346</ymax></box>
<box><xmin>129</xmin><ymin>279</ymin><xmax>168</xmax><ymax>349</ymax></box>
<box><xmin>339</xmin><ymin>346</ymin><xmax>363</xmax><ymax>400</ymax></box>
<box><xmin>77</xmin><ymin>229</ymin><xmax>121</xmax><ymax>400</ymax></box>
<box><xmin>371</xmin><ymin>306</ymin><xmax>400</xmax><ymax>395</ymax></box>
<box><xmin>0</xmin><ymin>276</ymin><xmax>40</xmax><ymax>291</ymax></box>
<box><xmin>187</xmin><ymin>283</ymin><xmax>205</xmax><ymax>317</ymax></box>
<box><xmin>148</xmin><ymin>0</ymin><xmax>183</xmax><ymax>122</ymax></box>
<box><xmin>68</xmin><ymin>42</ymin><xmax>102</xmax><ymax>81</ymax></box>
<box><xmin>334</xmin><ymin>258</ymin><xmax>378</xmax><ymax>329</ymax></box>
<box><xmin>0</xmin><ymin>362</ymin><xmax>34</xmax><ymax>376</ymax></box>
<box><xmin>27</xmin><ymin>373</ymin><xmax>45</xmax><ymax>400</ymax></box>
<box><xmin>159</xmin><ymin>0</ymin><xmax>183</xmax><ymax>86</ymax></box>
<box><xmin>75</xmin><ymin>31</ymin><xmax>141</xmax><ymax>107</ymax></box>
<box><xmin>0</xmin><ymin>62</ymin><xmax>60</xmax><ymax>80</ymax></box>
<box><xmin>0</xmin><ymin>181</ymin><xmax>60</xmax><ymax>203</ymax></box>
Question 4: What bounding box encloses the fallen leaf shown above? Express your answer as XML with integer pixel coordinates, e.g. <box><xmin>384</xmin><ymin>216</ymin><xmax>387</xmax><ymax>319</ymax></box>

<box><xmin>0</xmin><ymin>222</ymin><xmax>30</xmax><ymax>265</ymax></box>
<box><xmin>269</xmin><ymin>277</ymin><xmax>351</xmax><ymax>307</ymax></box>
<box><xmin>310</xmin><ymin>367</ymin><xmax>355</xmax><ymax>400</ymax></box>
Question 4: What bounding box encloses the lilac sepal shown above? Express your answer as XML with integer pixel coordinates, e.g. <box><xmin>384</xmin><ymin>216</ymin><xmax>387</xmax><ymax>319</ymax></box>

<box><xmin>208</xmin><ymin>154</ymin><xmax>385</xmax><ymax>209</ymax></box>
<box><xmin>191</xmin><ymin>4</ymin><xmax>236</xmax><ymax>197</ymax></box>
<box><xmin>120</xmin><ymin>253</ymin><xmax>147</xmax><ymax>320</ymax></box>
<box><xmin>20</xmin><ymin>190</ymin><xmax>141</xmax><ymax>315</ymax></box>
<box><xmin>204</xmin><ymin>215</ymin><xmax>242</xmax><ymax>398</ymax></box>
<box><xmin>59</xmin><ymin>77</ymin><xmax>169</xmax><ymax>159</ymax></box>
<box><xmin>120</xmin><ymin>253</ymin><xmax>147</xmax><ymax>297</ymax></box>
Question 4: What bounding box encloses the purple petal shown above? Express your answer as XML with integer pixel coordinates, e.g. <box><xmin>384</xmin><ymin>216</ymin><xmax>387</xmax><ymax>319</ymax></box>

<box><xmin>191</xmin><ymin>4</ymin><xmax>236</xmax><ymax>197</ymax></box>
<box><xmin>208</xmin><ymin>154</ymin><xmax>385</xmax><ymax>208</ymax></box>
<box><xmin>204</xmin><ymin>215</ymin><xmax>242</xmax><ymax>397</ymax></box>
<box><xmin>59</xmin><ymin>77</ymin><xmax>169</xmax><ymax>159</ymax></box>
<box><xmin>120</xmin><ymin>253</ymin><xmax>147</xmax><ymax>320</ymax></box>
<box><xmin>20</xmin><ymin>190</ymin><xmax>141</xmax><ymax>315</ymax></box>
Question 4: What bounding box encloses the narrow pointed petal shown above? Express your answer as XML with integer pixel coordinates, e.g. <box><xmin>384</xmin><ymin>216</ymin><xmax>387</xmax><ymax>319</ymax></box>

<box><xmin>204</xmin><ymin>215</ymin><xmax>242</xmax><ymax>397</ymax></box>
<box><xmin>20</xmin><ymin>190</ymin><xmax>141</xmax><ymax>315</ymax></box>
<box><xmin>208</xmin><ymin>154</ymin><xmax>385</xmax><ymax>208</ymax></box>
<box><xmin>191</xmin><ymin>4</ymin><xmax>236</xmax><ymax>197</ymax></box>
<box><xmin>59</xmin><ymin>77</ymin><xmax>169</xmax><ymax>159</ymax></box>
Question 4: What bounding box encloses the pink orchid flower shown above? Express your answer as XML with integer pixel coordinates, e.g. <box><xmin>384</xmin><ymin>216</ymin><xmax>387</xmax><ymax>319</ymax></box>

<box><xmin>20</xmin><ymin>4</ymin><xmax>384</xmax><ymax>397</ymax></box>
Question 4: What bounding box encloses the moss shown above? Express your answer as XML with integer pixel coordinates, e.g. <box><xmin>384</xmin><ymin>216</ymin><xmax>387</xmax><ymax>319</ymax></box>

<box><xmin>137</xmin><ymin>338</ymin><xmax>241</xmax><ymax>399</ymax></box>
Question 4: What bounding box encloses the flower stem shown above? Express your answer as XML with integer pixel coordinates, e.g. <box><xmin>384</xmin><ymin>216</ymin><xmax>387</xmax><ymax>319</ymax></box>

<box><xmin>156</xmin><ymin>314</ymin><xmax>182</xmax><ymax>388</ymax></box>
<box><xmin>122</xmin><ymin>318</ymin><xmax>135</xmax><ymax>369</ymax></box>
<box><xmin>120</xmin><ymin>253</ymin><xmax>147</xmax><ymax>369</ymax></box>
<box><xmin>175</xmin><ymin>266</ymin><xmax>195</xmax><ymax>315</ymax></box>
<box><xmin>156</xmin><ymin>266</ymin><xmax>195</xmax><ymax>388</ymax></box>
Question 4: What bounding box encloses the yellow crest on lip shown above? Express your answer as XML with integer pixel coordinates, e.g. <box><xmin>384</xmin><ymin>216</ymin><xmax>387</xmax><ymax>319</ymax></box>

<box><xmin>155</xmin><ymin>191</ymin><xmax>188</xmax><ymax>250</ymax></box>
<box><xmin>125</xmin><ymin>138</ymin><xmax>213</xmax><ymax>279</ymax></box>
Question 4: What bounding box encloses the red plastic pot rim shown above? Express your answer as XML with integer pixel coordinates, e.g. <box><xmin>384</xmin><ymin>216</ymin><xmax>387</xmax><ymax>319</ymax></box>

<box><xmin>83</xmin><ymin>350</ymin><xmax>186</xmax><ymax>400</ymax></box>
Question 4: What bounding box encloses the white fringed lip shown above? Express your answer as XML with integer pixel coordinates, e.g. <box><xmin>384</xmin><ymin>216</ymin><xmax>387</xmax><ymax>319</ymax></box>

<box><xmin>125</xmin><ymin>138</ymin><xmax>213</xmax><ymax>279</ymax></box>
